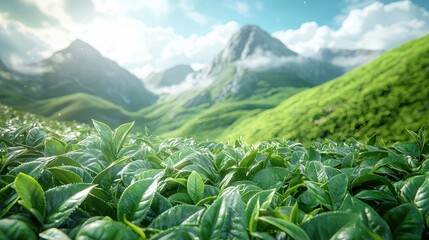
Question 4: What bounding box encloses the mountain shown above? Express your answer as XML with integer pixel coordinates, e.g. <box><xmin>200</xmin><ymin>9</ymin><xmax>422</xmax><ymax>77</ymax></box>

<box><xmin>145</xmin><ymin>64</ymin><xmax>193</xmax><ymax>89</ymax></box>
<box><xmin>220</xmin><ymin>34</ymin><xmax>429</xmax><ymax>143</ymax></box>
<box><xmin>28</xmin><ymin>39</ymin><xmax>157</xmax><ymax>111</ymax></box>
<box><xmin>184</xmin><ymin>25</ymin><xmax>344</xmax><ymax>106</ymax></box>
<box><xmin>0</xmin><ymin>59</ymin><xmax>8</xmax><ymax>71</ymax></box>
<box><xmin>208</xmin><ymin>25</ymin><xmax>297</xmax><ymax>71</ymax></box>
<box><xmin>141</xmin><ymin>25</ymin><xmax>345</xmax><ymax>138</ymax></box>
<box><xmin>0</xmin><ymin>39</ymin><xmax>158</xmax><ymax>126</ymax></box>
<box><xmin>313</xmin><ymin>48</ymin><xmax>384</xmax><ymax>71</ymax></box>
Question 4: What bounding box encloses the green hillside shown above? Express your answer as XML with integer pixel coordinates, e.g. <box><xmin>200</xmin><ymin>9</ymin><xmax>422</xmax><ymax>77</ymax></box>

<box><xmin>0</xmin><ymin>91</ymin><xmax>133</xmax><ymax>127</ymax></box>
<box><xmin>164</xmin><ymin>87</ymin><xmax>305</xmax><ymax>139</ymax></box>
<box><xmin>221</xmin><ymin>35</ymin><xmax>429</xmax><ymax>143</ymax></box>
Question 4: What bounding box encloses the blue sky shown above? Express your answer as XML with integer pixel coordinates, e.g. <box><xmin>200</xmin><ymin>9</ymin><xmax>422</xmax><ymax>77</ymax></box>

<box><xmin>143</xmin><ymin>0</ymin><xmax>429</xmax><ymax>36</ymax></box>
<box><xmin>0</xmin><ymin>0</ymin><xmax>429</xmax><ymax>78</ymax></box>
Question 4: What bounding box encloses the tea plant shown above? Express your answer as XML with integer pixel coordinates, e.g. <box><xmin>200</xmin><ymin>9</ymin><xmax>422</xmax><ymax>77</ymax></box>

<box><xmin>0</xmin><ymin>120</ymin><xmax>428</xmax><ymax>239</ymax></box>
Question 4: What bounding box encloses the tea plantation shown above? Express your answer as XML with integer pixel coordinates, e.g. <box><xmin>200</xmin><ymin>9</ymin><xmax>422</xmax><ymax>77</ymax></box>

<box><xmin>1</xmin><ymin>110</ymin><xmax>428</xmax><ymax>239</ymax></box>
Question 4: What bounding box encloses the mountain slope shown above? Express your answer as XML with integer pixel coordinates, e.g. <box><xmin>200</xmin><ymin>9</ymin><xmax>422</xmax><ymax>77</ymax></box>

<box><xmin>221</xmin><ymin>35</ymin><xmax>429</xmax><ymax>143</ymax></box>
<box><xmin>30</xmin><ymin>39</ymin><xmax>157</xmax><ymax>111</ymax></box>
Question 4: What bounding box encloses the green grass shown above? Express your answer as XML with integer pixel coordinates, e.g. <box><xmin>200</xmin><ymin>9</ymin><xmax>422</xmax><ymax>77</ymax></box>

<box><xmin>221</xmin><ymin>34</ymin><xmax>429</xmax><ymax>143</ymax></box>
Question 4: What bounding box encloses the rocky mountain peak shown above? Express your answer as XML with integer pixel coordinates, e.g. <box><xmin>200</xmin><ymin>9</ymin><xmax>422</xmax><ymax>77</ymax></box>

<box><xmin>216</xmin><ymin>24</ymin><xmax>297</xmax><ymax>64</ymax></box>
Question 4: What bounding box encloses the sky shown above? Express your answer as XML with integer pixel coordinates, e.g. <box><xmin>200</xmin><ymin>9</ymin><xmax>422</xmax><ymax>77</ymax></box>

<box><xmin>0</xmin><ymin>0</ymin><xmax>429</xmax><ymax>78</ymax></box>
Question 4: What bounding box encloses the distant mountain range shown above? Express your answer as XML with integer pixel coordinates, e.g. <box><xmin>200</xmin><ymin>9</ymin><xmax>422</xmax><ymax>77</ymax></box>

<box><xmin>147</xmin><ymin>25</ymin><xmax>383</xmax><ymax>96</ymax></box>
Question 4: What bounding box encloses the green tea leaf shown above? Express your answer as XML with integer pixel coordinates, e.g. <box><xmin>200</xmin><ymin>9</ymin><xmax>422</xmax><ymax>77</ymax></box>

<box><xmin>305</xmin><ymin>161</ymin><xmax>328</xmax><ymax>183</ymax></box>
<box><xmin>328</xmin><ymin>174</ymin><xmax>348</xmax><ymax>210</ymax></box>
<box><xmin>187</xmin><ymin>171</ymin><xmax>204</xmax><ymax>203</ymax></box>
<box><xmin>75</xmin><ymin>220</ymin><xmax>139</xmax><ymax>240</ymax></box>
<box><xmin>45</xmin><ymin>139</ymin><xmax>65</xmax><ymax>157</ymax></box>
<box><xmin>341</xmin><ymin>154</ymin><xmax>354</xmax><ymax>168</ymax></box>
<box><xmin>149</xmin><ymin>205</ymin><xmax>203</xmax><ymax>230</ymax></box>
<box><xmin>91</xmin><ymin>156</ymin><xmax>128</xmax><ymax>185</ymax></box>
<box><xmin>151</xmin><ymin>225</ymin><xmax>200</xmax><ymax>240</ymax></box>
<box><xmin>45</xmin><ymin>183</ymin><xmax>95</xmax><ymax>228</ymax></box>
<box><xmin>352</xmin><ymin>173</ymin><xmax>396</xmax><ymax>196</ymax></box>
<box><xmin>305</xmin><ymin>181</ymin><xmax>331</xmax><ymax>209</ymax></box>
<box><xmin>252</xmin><ymin>167</ymin><xmax>289</xmax><ymax>189</ymax></box>
<box><xmin>307</xmin><ymin>148</ymin><xmax>321</xmax><ymax>161</ymax></box>
<box><xmin>394</xmin><ymin>142</ymin><xmax>420</xmax><ymax>159</ymax></box>
<box><xmin>0</xmin><ymin>218</ymin><xmax>37</xmax><ymax>240</ymax></box>
<box><xmin>249</xmin><ymin>199</ymin><xmax>260</xmax><ymax>232</ymax></box>
<box><xmin>290</xmin><ymin>201</ymin><xmax>300</xmax><ymax>224</ymax></box>
<box><xmin>414</xmin><ymin>176</ymin><xmax>429</xmax><ymax>216</ymax></box>
<box><xmin>47</xmin><ymin>156</ymin><xmax>82</xmax><ymax>168</ymax></box>
<box><xmin>384</xmin><ymin>203</ymin><xmax>423</xmax><ymax>240</ymax></box>
<box><xmin>92</xmin><ymin>120</ymin><xmax>113</xmax><ymax>143</ymax></box>
<box><xmin>40</xmin><ymin>228</ymin><xmax>71</xmax><ymax>240</ymax></box>
<box><xmin>330</xmin><ymin>219</ymin><xmax>383</xmax><ymax>240</ymax></box>
<box><xmin>48</xmin><ymin>167</ymin><xmax>83</xmax><ymax>184</ymax></box>
<box><xmin>200</xmin><ymin>188</ymin><xmax>249</xmax><ymax>240</ymax></box>
<box><xmin>8</xmin><ymin>160</ymin><xmax>49</xmax><ymax>178</ymax></box>
<box><xmin>340</xmin><ymin>194</ymin><xmax>392</xmax><ymax>240</ymax></box>
<box><xmin>400</xmin><ymin>175</ymin><xmax>426</xmax><ymax>203</ymax></box>
<box><xmin>15</xmin><ymin>173</ymin><xmax>46</xmax><ymax>223</ymax></box>
<box><xmin>112</xmin><ymin>121</ymin><xmax>134</xmax><ymax>155</ymax></box>
<box><xmin>259</xmin><ymin>216</ymin><xmax>310</xmax><ymax>240</ymax></box>
<box><xmin>355</xmin><ymin>190</ymin><xmax>398</xmax><ymax>203</ymax></box>
<box><xmin>301</xmin><ymin>212</ymin><xmax>358</xmax><ymax>239</ymax></box>
<box><xmin>239</xmin><ymin>150</ymin><xmax>257</xmax><ymax>168</ymax></box>
<box><xmin>26</xmin><ymin>127</ymin><xmax>46</xmax><ymax>147</ymax></box>
<box><xmin>92</xmin><ymin>120</ymin><xmax>115</xmax><ymax>162</ymax></box>
<box><xmin>245</xmin><ymin>189</ymin><xmax>275</xmax><ymax>224</ymax></box>
<box><xmin>117</xmin><ymin>178</ymin><xmax>158</xmax><ymax>224</ymax></box>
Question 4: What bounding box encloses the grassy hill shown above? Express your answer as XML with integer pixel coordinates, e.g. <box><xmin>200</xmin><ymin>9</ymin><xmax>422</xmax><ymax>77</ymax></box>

<box><xmin>221</xmin><ymin>35</ymin><xmax>429</xmax><ymax>143</ymax></box>
<box><xmin>164</xmin><ymin>87</ymin><xmax>306</xmax><ymax>139</ymax></box>
<box><xmin>0</xmin><ymin>88</ymin><xmax>133</xmax><ymax>127</ymax></box>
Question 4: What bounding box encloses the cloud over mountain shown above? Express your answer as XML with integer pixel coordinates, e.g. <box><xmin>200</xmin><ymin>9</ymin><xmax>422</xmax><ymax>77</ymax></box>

<box><xmin>273</xmin><ymin>1</ymin><xmax>429</xmax><ymax>56</ymax></box>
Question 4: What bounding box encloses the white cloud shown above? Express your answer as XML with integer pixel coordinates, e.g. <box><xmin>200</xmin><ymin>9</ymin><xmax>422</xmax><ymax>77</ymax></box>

<box><xmin>236</xmin><ymin>48</ymin><xmax>306</xmax><ymax>71</ymax></box>
<box><xmin>144</xmin><ymin>72</ymin><xmax>213</xmax><ymax>95</ymax></box>
<box><xmin>9</xmin><ymin>54</ymin><xmax>53</xmax><ymax>74</ymax></box>
<box><xmin>79</xmin><ymin>19</ymin><xmax>239</xmax><ymax>78</ymax></box>
<box><xmin>132</xmin><ymin>65</ymin><xmax>161</xmax><ymax>81</ymax></box>
<box><xmin>0</xmin><ymin>0</ymin><xmax>239</xmax><ymax>80</ymax></box>
<box><xmin>191</xmin><ymin>63</ymin><xmax>205</xmax><ymax>71</ymax></box>
<box><xmin>273</xmin><ymin>1</ymin><xmax>429</xmax><ymax>56</ymax></box>
<box><xmin>50</xmin><ymin>52</ymin><xmax>73</xmax><ymax>64</ymax></box>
